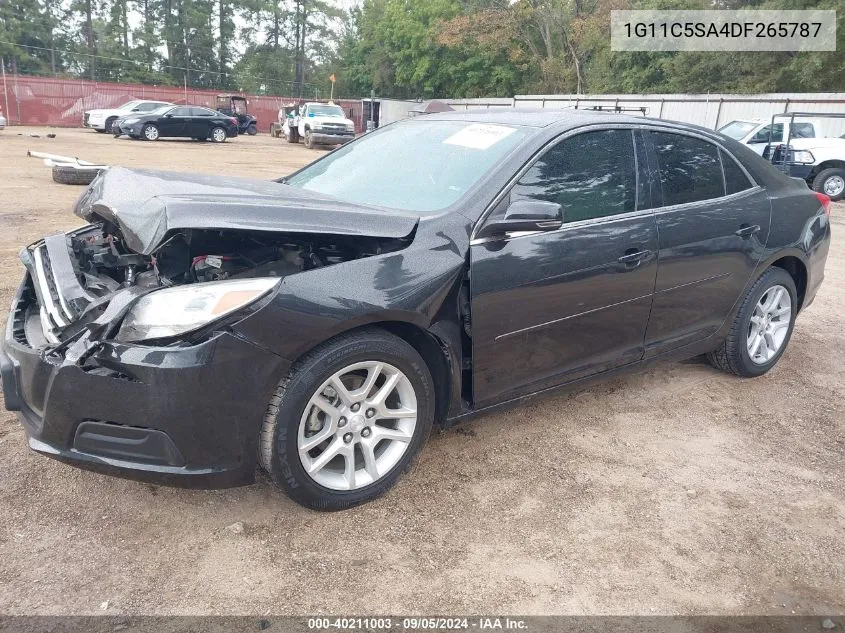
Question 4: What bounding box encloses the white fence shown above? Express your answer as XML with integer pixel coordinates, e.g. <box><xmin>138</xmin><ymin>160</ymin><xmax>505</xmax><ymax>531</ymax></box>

<box><xmin>446</xmin><ymin>93</ymin><xmax>845</xmax><ymax>136</ymax></box>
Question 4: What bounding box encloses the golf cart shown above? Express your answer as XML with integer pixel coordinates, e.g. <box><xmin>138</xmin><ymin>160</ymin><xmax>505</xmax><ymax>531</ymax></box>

<box><xmin>216</xmin><ymin>94</ymin><xmax>258</xmax><ymax>136</ymax></box>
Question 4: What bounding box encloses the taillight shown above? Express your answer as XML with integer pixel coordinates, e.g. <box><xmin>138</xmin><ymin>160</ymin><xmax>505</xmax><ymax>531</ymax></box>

<box><xmin>815</xmin><ymin>192</ymin><xmax>831</xmax><ymax>217</ymax></box>
<box><xmin>229</xmin><ymin>117</ymin><xmax>237</xmax><ymax>125</ymax></box>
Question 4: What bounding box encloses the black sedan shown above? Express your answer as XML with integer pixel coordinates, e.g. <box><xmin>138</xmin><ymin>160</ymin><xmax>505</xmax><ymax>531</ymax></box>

<box><xmin>113</xmin><ymin>105</ymin><xmax>239</xmax><ymax>142</ymax></box>
<box><xmin>0</xmin><ymin>111</ymin><xmax>831</xmax><ymax>510</ymax></box>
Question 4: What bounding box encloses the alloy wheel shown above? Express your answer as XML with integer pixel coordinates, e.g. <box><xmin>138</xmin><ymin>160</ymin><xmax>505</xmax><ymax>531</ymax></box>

<box><xmin>212</xmin><ymin>128</ymin><xmax>227</xmax><ymax>142</ymax></box>
<box><xmin>747</xmin><ymin>284</ymin><xmax>791</xmax><ymax>365</ymax></box>
<box><xmin>297</xmin><ymin>361</ymin><xmax>417</xmax><ymax>491</ymax></box>
<box><xmin>143</xmin><ymin>125</ymin><xmax>159</xmax><ymax>141</ymax></box>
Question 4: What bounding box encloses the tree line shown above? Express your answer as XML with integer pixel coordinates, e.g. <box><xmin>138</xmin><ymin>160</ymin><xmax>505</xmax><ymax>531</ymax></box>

<box><xmin>1</xmin><ymin>0</ymin><xmax>842</xmax><ymax>98</ymax></box>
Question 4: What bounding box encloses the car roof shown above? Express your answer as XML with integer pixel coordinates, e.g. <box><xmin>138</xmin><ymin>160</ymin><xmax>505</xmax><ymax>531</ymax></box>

<box><xmin>422</xmin><ymin>108</ymin><xmax>665</xmax><ymax>129</ymax></box>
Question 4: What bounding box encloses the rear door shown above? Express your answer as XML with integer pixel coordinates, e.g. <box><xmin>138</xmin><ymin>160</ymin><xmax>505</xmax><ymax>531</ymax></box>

<box><xmin>642</xmin><ymin>129</ymin><xmax>771</xmax><ymax>356</ymax></box>
<box><xmin>470</xmin><ymin>127</ymin><xmax>659</xmax><ymax>406</ymax></box>
<box><xmin>188</xmin><ymin>107</ymin><xmax>215</xmax><ymax>138</ymax></box>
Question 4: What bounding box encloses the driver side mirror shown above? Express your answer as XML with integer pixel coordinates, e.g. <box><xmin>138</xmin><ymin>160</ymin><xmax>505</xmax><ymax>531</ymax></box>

<box><xmin>165</xmin><ymin>113</ymin><xmax>173</xmax><ymax>118</ymax></box>
<box><xmin>131</xmin><ymin>108</ymin><xmax>140</xmax><ymax>112</ymax></box>
<box><xmin>477</xmin><ymin>199</ymin><xmax>563</xmax><ymax>239</ymax></box>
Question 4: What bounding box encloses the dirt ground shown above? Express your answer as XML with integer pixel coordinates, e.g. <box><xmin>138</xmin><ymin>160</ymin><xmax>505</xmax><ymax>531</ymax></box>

<box><xmin>0</xmin><ymin>127</ymin><xmax>842</xmax><ymax>616</ymax></box>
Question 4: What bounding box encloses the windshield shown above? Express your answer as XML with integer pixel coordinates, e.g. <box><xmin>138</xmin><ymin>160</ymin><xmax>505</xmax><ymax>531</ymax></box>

<box><xmin>308</xmin><ymin>105</ymin><xmax>345</xmax><ymax>118</ymax></box>
<box><xmin>118</xmin><ymin>100</ymin><xmax>142</xmax><ymax>111</ymax></box>
<box><xmin>718</xmin><ymin>120</ymin><xmax>758</xmax><ymax>140</ymax></box>
<box><xmin>287</xmin><ymin>120</ymin><xmax>531</xmax><ymax>213</ymax></box>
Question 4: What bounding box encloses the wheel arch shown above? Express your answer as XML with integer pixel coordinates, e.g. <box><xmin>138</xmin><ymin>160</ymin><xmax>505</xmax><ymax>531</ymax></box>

<box><xmin>288</xmin><ymin>319</ymin><xmax>455</xmax><ymax>426</ymax></box>
<box><xmin>809</xmin><ymin>159</ymin><xmax>845</xmax><ymax>180</ymax></box>
<box><xmin>769</xmin><ymin>255</ymin><xmax>808</xmax><ymax>311</ymax></box>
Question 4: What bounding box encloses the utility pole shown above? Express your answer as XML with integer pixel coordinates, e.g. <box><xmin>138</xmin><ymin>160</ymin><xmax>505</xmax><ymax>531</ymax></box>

<box><xmin>1</xmin><ymin>57</ymin><xmax>10</xmax><ymax>126</ymax></box>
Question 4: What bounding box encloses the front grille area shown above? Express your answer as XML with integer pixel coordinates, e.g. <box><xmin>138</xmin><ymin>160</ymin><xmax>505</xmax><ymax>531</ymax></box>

<box><xmin>30</xmin><ymin>244</ymin><xmax>74</xmax><ymax>344</ymax></box>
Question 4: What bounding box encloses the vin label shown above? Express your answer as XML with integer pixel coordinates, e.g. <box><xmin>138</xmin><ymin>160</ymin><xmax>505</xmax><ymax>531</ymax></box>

<box><xmin>611</xmin><ymin>10</ymin><xmax>836</xmax><ymax>51</ymax></box>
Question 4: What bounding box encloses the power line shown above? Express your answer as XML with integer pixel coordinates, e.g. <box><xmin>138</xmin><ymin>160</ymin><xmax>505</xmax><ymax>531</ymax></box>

<box><xmin>0</xmin><ymin>40</ymin><xmax>333</xmax><ymax>91</ymax></box>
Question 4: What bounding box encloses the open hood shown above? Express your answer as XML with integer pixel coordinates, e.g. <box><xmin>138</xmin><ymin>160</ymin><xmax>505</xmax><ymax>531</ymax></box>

<box><xmin>73</xmin><ymin>167</ymin><xmax>419</xmax><ymax>255</ymax></box>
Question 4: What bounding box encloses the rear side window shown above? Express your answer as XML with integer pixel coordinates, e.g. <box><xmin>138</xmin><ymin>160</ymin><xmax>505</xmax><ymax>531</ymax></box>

<box><xmin>792</xmin><ymin>123</ymin><xmax>816</xmax><ymax>138</ymax></box>
<box><xmin>721</xmin><ymin>150</ymin><xmax>753</xmax><ymax>195</ymax></box>
<box><xmin>171</xmin><ymin>107</ymin><xmax>192</xmax><ymax>116</ymax></box>
<box><xmin>512</xmin><ymin>129</ymin><xmax>637</xmax><ymax>223</ymax></box>
<box><xmin>649</xmin><ymin>132</ymin><xmax>723</xmax><ymax>206</ymax></box>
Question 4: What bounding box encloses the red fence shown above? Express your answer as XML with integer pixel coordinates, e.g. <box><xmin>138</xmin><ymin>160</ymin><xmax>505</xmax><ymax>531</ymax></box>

<box><xmin>0</xmin><ymin>75</ymin><xmax>365</xmax><ymax>132</ymax></box>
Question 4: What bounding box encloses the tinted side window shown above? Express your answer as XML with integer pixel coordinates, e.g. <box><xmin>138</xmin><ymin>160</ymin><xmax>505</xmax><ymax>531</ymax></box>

<box><xmin>512</xmin><ymin>129</ymin><xmax>636</xmax><ymax>223</ymax></box>
<box><xmin>650</xmin><ymin>132</ymin><xmax>723</xmax><ymax>206</ymax></box>
<box><xmin>721</xmin><ymin>149</ymin><xmax>753</xmax><ymax>195</ymax></box>
<box><xmin>171</xmin><ymin>107</ymin><xmax>192</xmax><ymax>116</ymax></box>
<box><xmin>191</xmin><ymin>107</ymin><xmax>214</xmax><ymax>116</ymax></box>
<box><xmin>137</xmin><ymin>103</ymin><xmax>159</xmax><ymax>112</ymax></box>
<box><xmin>792</xmin><ymin>123</ymin><xmax>815</xmax><ymax>138</ymax></box>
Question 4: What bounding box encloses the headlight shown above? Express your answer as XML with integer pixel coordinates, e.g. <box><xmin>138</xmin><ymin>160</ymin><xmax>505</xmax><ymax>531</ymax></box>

<box><xmin>345</xmin><ymin>124</ymin><xmax>354</xmax><ymax>132</ymax></box>
<box><xmin>116</xmin><ymin>278</ymin><xmax>278</xmax><ymax>342</ymax></box>
<box><xmin>789</xmin><ymin>150</ymin><xmax>815</xmax><ymax>164</ymax></box>
<box><xmin>123</xmin><ymin>117</ymin><xmax>139</xmax><ymax>125</ymax></box>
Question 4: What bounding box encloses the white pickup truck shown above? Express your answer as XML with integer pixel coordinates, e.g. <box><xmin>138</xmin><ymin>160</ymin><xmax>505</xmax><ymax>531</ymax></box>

<box><xmin>282</xmin><ymin>102</ymin><xmax>355</xmax><ymax>149</ymax></box>
<box><xmin>719</xmin><ymin>117</ymin><xmax>845</xmax><ymax>200</ymax></box>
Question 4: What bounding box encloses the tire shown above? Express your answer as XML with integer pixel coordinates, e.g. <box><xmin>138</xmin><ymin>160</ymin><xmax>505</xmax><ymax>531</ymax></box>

<box><xmin>52</xmin><ymin>165</ymin><xmax>101</xmax><ymax>186</ymax></box>
<box><xmin>104</xmin><ymin>117</ymin><xmax>117</xmax><ymax>133</ymax></box>
<box><xmin>259</xmin><ymin>328</ymin><xmax>435</xmax><ymax>511</ymax></box>
<box><xmin>812</xmin><ymin>167</ymin><xmax>845</xmax><ymax>201</ymax></box>
<box><xmin>210</xmin><ymin>127</ymin><xmax>227</xmax><ymax>143</ymax></box>
<box><xmin>304</xmin><ymin>128</ymin><xmax>313</xmax><ymax>149</ymax></box>
<box><xmin>246</xmin><ymin>123</ymin><xmax>257</xmax><ymax>136</ymax></box>
<box><xmin>142</xmin><ymin>123</ymin><xmax>159</xmax><ymax>141</ymax></box>
<box><xmin>94</xmin><ymin>128</ymin><xmax>106</xmax><ymax>133</ymax></box>
<box><xmin>707</xmin><ymin>267</ymin><xmax>797</xmax><ymax>377</ymax></box>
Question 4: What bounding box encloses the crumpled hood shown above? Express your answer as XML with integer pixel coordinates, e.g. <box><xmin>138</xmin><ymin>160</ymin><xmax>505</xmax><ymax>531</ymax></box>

<box><xmin>73</xmin><ymin>167</ymin><xmax>419</xmax><ymax>255</ymax></box>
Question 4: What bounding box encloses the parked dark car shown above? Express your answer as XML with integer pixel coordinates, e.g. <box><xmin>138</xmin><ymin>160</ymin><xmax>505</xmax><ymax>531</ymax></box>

<box><xmin>113</xmin><ymin>105</ymin><xmax>239</xmax><ymax>142</ymax></box>
<box><xmin>0</xmin><ymin>111</ymin><xmax>831</xmax><ymax>511</ymax></box>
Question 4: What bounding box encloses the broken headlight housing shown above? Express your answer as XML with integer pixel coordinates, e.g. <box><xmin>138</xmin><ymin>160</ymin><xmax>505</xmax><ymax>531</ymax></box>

<box><xmin>115</xmin><ymin>278</ymin><xmax>279</xmax><ymax>343</ymax></box>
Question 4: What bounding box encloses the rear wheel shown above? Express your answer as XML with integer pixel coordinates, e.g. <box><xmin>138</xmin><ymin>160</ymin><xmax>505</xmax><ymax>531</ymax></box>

<box><xmin>707</xmin><ymin>267</ymin><xmax>797</xmax><ymax>377</ymax></box>
<box><xmin>259</xmin><ymin>328</ymin><xmax>434</xmax><ymax>511</ymax></box>
<box><xmin>210</xmin><ymin>126</ymin><xmax>227</xmax><ymax>143</ymax></box>
<box><xmin>142</xmin><ymin>124</ymin><xmax>159</xmax><ymax>141</ymax></box>
<box><xmin>812</xmin><ymin>167</ymin><xmax>845</xmax><ymax>201</ymax></box>
<box><xmin>246</xmin><ymin>123</ymin><xmax>257</xmax><ymax>136</ymax></box>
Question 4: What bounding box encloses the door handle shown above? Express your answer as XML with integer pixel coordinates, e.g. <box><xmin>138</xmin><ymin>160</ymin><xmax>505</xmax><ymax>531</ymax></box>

<box><xmin>735</xmin><ymin>224</ymin><xmax>761</xmax><ymax>239</ymax></box>
<box><xmin>617</xmin><ymin>249</ymin><xmax>651</xmax><ymax>265</ymax></box>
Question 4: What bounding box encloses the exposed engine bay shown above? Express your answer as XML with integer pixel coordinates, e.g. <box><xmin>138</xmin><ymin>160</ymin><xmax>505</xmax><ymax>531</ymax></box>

<box><xmin>19</xmin><ymin>222</ymin><xmax>411</xmax><ymax>348</ymax></box>
<box><xmin>72</xmin><ymin>222</ymin><xmax>409</xmax><ymax>295</ymax></box>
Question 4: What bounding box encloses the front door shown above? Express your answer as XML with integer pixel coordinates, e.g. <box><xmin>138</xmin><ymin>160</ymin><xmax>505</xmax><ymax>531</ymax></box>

<box><xmin>642</xmin><ymin>129</ymin><xmax>771</xmax><ymax>356</ymax></box>
<box><xmin>158</xmin><ymin>106</ymin><xmax>190</xmax><ymax>137</ymax></box>
<box><xmin>470</xmin><ymin>128</ymin><xmax>659</xmax><ymax>407</ymax></box>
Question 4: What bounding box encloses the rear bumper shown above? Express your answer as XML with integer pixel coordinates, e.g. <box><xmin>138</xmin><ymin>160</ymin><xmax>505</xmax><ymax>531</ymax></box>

<box><xmin>2</xmin><ymin>279</ymin><xmax>290</xmax><ymax>488</ymax></box>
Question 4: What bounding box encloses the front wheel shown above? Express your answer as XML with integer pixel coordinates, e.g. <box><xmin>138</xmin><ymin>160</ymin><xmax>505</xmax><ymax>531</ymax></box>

<box><xmin>246</xmin><ymin>123</ymin><xmax>257</xmax><ymax>136</ymax></box>
<box><xmin>259</xmin><ymin>328</ymin><xmax>435</xmax><ymax>511</ymax></box>
<box><xmin>707</xmin><ymin>267</ymin><xmax>797</xmax><ymax>377</ymax></box>
<box><xmin>210</xmin><ymin>126</ymin><xmax>227</xmax><ymax>143</ymax></box>
<box><xmin>142</xmin><ymin>124</ymin><xmax>159</xmax><ymax>141</ymax></box>
<box><xmin>812</xmin><ymin>167</ymin><xmax>845</xmax><ymax>201</ymax></box>
<box><xmin>303</xmin><ymin>128</ymin><xmax>314</xmax><ymax>149</ymax></box>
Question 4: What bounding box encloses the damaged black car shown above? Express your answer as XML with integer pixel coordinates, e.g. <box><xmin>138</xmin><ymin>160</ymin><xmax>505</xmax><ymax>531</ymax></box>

<box><xmin>1</xmin><ymin>111</ymin><xmax>831</xmax><ymax>510</ymax></box>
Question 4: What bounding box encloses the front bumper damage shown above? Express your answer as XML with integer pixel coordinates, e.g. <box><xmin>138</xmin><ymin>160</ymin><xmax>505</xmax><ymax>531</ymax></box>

<box><xmin>1</xmin><ymin>235</ymin><xmax>290</xmax><ymax>488</ymax></box>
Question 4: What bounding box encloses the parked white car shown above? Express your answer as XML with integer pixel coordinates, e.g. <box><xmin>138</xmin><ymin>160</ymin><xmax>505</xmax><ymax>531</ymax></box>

<box><xmin>83</xmin><ymin>100</ymin><xmax>173</xmax><ymax>133</ymax></box>
<box><xmin>283</xmin><ymin>102</ymin><xmax>355</xmax><ymax>149</ymax></box>
<box><xmin>718</xmin><ymin>118</ymin><xmax>822</xmax><ymax>155</ymax></box>
<box><xmin>0</xmin><ymin>111</ymin><xmax>6</xmax><ymax>130</ymax></box>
